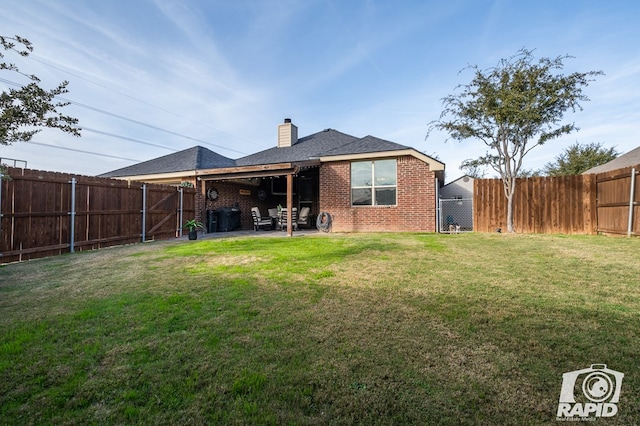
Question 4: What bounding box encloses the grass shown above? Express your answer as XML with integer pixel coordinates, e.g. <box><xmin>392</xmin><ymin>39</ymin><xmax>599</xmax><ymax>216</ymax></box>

<box><xmin>0</xmin><ymin>233</ymin><xmax>639</xmax><ymax>425</ymax></box>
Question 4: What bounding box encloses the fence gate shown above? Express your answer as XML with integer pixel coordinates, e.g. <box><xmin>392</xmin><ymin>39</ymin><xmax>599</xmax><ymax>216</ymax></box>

<box><xmin>145</xmin><ymin>185</ymin><xmax>186</xmax><ymax>240</ymax></box>
<box><xmin>439</xmin><ymin>198</ymin><xmax>473</xmax><ymax>233</ymax></box>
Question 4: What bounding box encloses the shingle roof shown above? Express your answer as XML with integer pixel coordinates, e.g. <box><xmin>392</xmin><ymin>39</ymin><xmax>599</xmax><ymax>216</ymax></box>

<box><xmin>99</xmin><ymin>146</ymin><xmax>236</xmax><ymax>177</ymax></box>
<box><xmin>583</xmin><ymin>145</ymin><xmax>640</xmax><ymax>174</ymax></box>
<box><xmin>234</xmin><ymin>129</ymin><xmax>359</xmax><ymax>166</ymax></box>
<box><xmin>99</xmin><ymin>127</ymin><xmax>443</xmax><ymax>177</ymax></box>
<box><xmin>322</xmin><ymin>135</ymin><xmax>410</xmax><ymax>157</ymax></box>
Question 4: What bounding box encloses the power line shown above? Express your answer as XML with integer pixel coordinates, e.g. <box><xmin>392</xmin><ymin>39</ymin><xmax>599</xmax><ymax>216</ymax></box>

<box><xmin>26</xmin><ymin>140</ymin><xmax>143</xmax><ymax>162</ymax></box>
<box><xmin>58</xmin><ymin>95</ymin><xmax>248</xmax><ymax>155</ymax></box>
<box><xmin>28</xmin><ymin>54</ymin><xmax>265</xmax><ymax>149</ymax></box>
<box><xmin>0</xmin><ymin>76</ymin><xmax>249</xmax><ymax>156</ymax></box>
<box><xmin>81</xmin><ymin>127</ymin><xmax>178</xmax><ymax>152</ymax></box>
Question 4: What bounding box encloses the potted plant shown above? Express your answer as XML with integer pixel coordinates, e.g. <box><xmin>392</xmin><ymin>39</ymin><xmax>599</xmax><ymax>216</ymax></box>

<box><xmin>183</xmin><ymin>219</ymin><xmax>204</xmax><ymax>240</ymax></box>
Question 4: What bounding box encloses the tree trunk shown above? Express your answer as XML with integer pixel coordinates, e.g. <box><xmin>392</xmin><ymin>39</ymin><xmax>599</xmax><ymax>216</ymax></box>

<box><xmin>506</xmin><ymin>180</ymin><xmax>516</xmax><ymax>233</ymax></box>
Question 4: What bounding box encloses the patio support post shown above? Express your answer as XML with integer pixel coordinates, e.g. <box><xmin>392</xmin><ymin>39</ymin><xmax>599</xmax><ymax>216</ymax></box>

<box><xmin>286</xmin><ymin>173</ymin><xmax>293</xmax><ymax>236</ymax></box>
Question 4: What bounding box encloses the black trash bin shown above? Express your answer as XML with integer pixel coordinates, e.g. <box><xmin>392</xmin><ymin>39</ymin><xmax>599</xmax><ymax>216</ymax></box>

<box><xmin>207</xmin><ymin>210</ymin><xmax>218</xmax><ymax>233</ymax></box>
<box><xmin>216</xmin><ymin>207</ymin><xmax>241</xmax><ymax>232</ymax></box>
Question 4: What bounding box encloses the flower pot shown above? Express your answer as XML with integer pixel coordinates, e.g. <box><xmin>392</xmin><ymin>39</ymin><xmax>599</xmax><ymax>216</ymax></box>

<box><xmin>188</xmin><ymin>230</ymin><xmax>198</xmax><ymax>240</ymax></box>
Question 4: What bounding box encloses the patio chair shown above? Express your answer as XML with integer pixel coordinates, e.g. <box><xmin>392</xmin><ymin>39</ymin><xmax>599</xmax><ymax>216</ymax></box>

<box><xmin>251</xmin><ymin>207</ymin><xmax>272</xmax><ymax>231</ymax></box>
<box><xmin>278</xmin><ymin>208</ymin><xmax>298</xmax><ymax>231</ymax></box>
<box><xmin>297</xmin><ymin>207</ymin><xmax>310</xmax><ymax>228</ymax></box>
<box><xmin>267</xmin><ymin>208</ymin><xmax>279</xmax><ymax>229</ymax></box>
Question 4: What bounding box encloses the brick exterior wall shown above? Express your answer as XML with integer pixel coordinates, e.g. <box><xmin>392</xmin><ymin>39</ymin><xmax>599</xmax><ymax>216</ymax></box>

<box><xmin>149</xmin><ymin>178</ymin><xmax>276</xmax><ymax>232</ymax></box>
<box><xmin>198</xmin><ymin>180</ymin><xmax>288</xmax><ymax>231</ymax></box>
<box><xmin>191</xmin><ymin>178</ymin><xmax>204</xmax><ymax>225</ymax></box>
<box><xmin>319</xmin><ymin>156</ymin><xmax>437</xmax><ymax>232</ymax></box>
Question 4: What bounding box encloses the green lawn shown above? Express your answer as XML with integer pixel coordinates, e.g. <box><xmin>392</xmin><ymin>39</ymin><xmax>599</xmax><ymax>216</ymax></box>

<box><xmin>0</xmin><ymin>233</ymin><xmax>638</xmax><ymax>425</ymax></box>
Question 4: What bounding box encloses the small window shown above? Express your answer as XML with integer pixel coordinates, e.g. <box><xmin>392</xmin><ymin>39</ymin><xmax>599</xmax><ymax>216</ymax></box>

<box><xmin>351</xmin><ymin>159</ymin><xmax>397</xmax><ymax>206</ymax></box>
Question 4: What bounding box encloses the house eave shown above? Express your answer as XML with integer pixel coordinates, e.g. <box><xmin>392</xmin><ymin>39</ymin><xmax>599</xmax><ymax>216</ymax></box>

<box><xmin>196</xmin><ymin>160</ymin><xmax>320</xmax><ymax>181</ymax></box>
<box><xmin>318</xmin><ymin>149</ymin><xmax>445</xmax><ymax>171</ymax></box>
<box><xmin>106</xmin><ymin>170</ymin><xmax>196</xmax><ymax>183</ymax></box>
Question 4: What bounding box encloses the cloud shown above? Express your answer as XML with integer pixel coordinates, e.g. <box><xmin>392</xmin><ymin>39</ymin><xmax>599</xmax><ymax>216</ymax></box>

<box><xmin>2</xmin><ymin>0</ymin><xmax>640</xmax><ymax>180</ymax></box>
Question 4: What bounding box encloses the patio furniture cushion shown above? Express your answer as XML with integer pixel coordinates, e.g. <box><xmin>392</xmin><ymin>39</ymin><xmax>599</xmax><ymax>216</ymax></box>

<box><xmin>251</xmin><ymin>207</ymin><xmax>272</xmax><ymax>231</ymax></box>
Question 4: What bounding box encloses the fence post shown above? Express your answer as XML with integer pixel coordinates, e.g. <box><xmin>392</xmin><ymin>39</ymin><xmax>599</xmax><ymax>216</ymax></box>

<box><xmin>141</xmin><ymin>184</ymin><xmax>147</xmax><ymax>242</ymax></box>
<box><xmin>0</xmin><ymin>171</ymin><xmax>3</xmax><ymax>256</ymax></box>
<box><xmin>178</xmin><ymin>187</ymin><xmax>184</xmax><ymax>237</ymax></box>
<box><xmin>69</xmin><ymin>178</ymin><xmax>77</xmax><ymax>253</ymax></box>
<box><xmin>628</xmin><ymin>168</ymin><xmax>636</xmax><ymax>237</ymax></box>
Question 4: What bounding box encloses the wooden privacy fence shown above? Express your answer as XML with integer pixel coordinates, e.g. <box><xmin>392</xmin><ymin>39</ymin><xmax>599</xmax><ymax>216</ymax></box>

<box><xmin>0</xmin><ymin>167</ymin><xmax>196</xmax><ymax>263</ymax></box>
<box><xmin>473</xmin><ymin>165</ymin><xmax>639</xmax><ymax>236</ymax></box>
<box><xmin>595</xmin><ymin>165</ymin><xmax>639</xmax><ymax>236</ymax></box>
<box><xmin>474</xmin><ymin>174</ymin><xmax>597</xmax><ymax>234</ymax></box>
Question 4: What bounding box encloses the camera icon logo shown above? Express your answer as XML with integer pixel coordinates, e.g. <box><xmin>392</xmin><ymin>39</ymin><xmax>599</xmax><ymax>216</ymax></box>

<box><xmin>557</xmin><ymin>364</ymin><xmax>624</xmax><ymax>419</ymax></box>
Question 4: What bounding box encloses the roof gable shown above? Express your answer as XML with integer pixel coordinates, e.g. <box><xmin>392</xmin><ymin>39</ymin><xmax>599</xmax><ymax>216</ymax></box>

<box><xmin>322</xmin><ymin>135</ymin><xmax>409</xmax><ymax>156</ymax></box>
<box><xmin>583</xmin><ymin>145</ymin><xmax>640</xmax><ymax>174</ymax></box>
<box><xmin>235</xmin><ymin>129</ymin><xmax>358</xmax><ymax>166</ymax></box>
<box><xmin>443</xmin><ymin>175</ymin><xmax>475</xmax><ymax>187</ymax></box>
<box><xmin>318</xmin><ymin>134</ymin><xmax>444</xmax><ymax>172</ymax></box>
<box><xmin>99</xmin><ymin>146</ymin><xmax>235</xmax><ymax>177</ymax></box>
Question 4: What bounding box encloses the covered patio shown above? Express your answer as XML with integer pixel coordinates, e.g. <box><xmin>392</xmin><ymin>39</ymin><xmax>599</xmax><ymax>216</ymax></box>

<box><xmin>195</xmin><ymin>160</ymin><xmax>320</xmax><ymax>237</ymax></box>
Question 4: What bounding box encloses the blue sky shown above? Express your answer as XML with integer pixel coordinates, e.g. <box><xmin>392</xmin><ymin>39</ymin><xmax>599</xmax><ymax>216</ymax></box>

<box><xmin>2</xmin><ymin>0</ymin><xmax>639</xmax><ymax>182</ymax></box>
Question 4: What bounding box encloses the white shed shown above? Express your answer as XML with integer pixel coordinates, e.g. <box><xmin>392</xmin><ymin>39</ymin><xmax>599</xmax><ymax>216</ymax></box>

<box><xmin>439</xmin><ymin>175</ymin><xmax>474</xmax><ymax>232</ymax></box>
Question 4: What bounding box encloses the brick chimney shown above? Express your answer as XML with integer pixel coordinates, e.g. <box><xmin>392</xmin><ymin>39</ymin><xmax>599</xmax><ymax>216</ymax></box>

<box><xmin>277</xmin><ymin>118</ymin><xmax>298</xmax><ymax>148</ymax></box>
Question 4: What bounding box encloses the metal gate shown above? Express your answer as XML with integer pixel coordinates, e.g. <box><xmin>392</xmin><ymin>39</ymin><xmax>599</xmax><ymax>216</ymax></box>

<box><xmin>439</xmin><ymin>198</ymin><xmax>473</xmax><ymax>233</ymax></box>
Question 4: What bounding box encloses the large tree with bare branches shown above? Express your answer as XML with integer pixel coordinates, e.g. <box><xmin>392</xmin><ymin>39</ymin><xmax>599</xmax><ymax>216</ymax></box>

<box><xmin>430</xmin><ymin>49</ymin><xmax>602</xmax><ymax>232</ymax></box>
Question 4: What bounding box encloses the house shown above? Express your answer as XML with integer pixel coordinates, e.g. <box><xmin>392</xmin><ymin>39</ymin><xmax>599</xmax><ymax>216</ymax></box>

<box><xmin>582</xmin><ymin>145</ymin><xmax>640</xmax><ymax>174</ymax></box>
<box><xmin>438</xmin><ymin>175</ymin><xmax>474</xmax><ymax>232</ymax></box>
<box><xmin>439</xmin><ymin>175</ymin><xmax>474</xmax><ymax>199</ymax></box>
<box><xmin>100</xmin><ymin>119</ymin><xmax>445</xmax><ymax>233</ymax></box>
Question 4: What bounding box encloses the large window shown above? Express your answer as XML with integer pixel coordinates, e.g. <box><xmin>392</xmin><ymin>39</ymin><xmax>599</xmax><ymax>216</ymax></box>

<box><xmin>351</xmin><ymin>159</ymin><xmax>397</xmax><ymax>206</ymax></box>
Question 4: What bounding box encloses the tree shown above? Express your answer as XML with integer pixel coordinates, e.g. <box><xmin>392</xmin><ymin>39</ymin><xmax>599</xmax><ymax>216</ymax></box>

<box><xmin>429</xmin><ymin>48</ymin><xmax>602</xmax><ymax>232</ymax></box>
<box><xmin>459</xmin><ymin>162</ymin><xmax>540</xmax><ymax>178</ymax></box>
<box><xmin>459</xmin><ymin>161</ymin><xmax>486</xmax><ymax>179</ymax></box>
<box><xmin>542</xmin><ymin>142</ymin><xmax>618</xmax><ymax>176</ymax></box>
<box><xmin>1</xmin><ymin>35</ymin><xmax>80</xmax><ymax>145</ymax></box>
<box><xmin>516</xmin><ymin>168</ymin><xmax>542</xmax><ymax>178</ymax></box>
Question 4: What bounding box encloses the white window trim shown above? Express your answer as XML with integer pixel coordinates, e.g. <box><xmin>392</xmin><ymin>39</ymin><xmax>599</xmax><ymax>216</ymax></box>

<box><xmin>351</xmin><ymin>159</ymin><xmax>397</xmax><ymax>206</ymax></box>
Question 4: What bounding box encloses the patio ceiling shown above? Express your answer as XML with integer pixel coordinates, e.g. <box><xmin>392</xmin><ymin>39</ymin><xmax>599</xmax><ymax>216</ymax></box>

<box><xmin>195</xmin><ymin>160</ymin><xmax>320</xmax><ymax>181</ymax></box>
